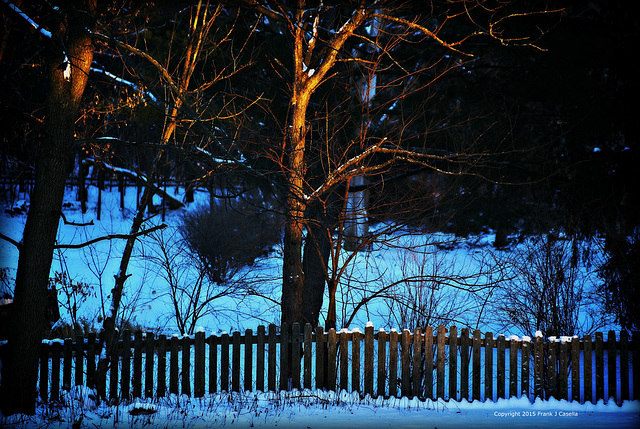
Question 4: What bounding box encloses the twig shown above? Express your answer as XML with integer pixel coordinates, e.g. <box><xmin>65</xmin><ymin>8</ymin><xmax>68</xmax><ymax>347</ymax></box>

<box><xmin>54</xmin><ymin>224</ymin><xmax>167</xmax><ymax>250</ymax></box>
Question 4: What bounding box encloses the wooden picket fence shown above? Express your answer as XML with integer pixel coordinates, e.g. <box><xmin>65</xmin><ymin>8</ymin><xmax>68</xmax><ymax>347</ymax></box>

<box><xmin>22</xmin><ymin>324</ymin><xmax>639</xmax><ymax>405</ymax></box>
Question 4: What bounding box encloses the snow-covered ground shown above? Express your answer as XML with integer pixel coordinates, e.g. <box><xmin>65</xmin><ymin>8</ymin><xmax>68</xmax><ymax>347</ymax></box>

<box><xmin>1</xmin><ymin>388</ymin><xmax>639</xmax><ymax>428</ymax></box>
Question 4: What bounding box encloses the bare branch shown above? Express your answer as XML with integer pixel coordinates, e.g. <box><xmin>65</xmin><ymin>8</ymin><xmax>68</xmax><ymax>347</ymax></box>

<box><xmin>54</xmin><ymin>224</ymin><xmax>167</xmax><ymax>250</ymax></box>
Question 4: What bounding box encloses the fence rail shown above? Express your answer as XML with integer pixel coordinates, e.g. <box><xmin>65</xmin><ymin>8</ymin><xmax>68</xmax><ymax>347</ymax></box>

<box><xmin>10</xmin><ymin>324</ymin><xmax>638</xmax><ymax>405</ymax></box>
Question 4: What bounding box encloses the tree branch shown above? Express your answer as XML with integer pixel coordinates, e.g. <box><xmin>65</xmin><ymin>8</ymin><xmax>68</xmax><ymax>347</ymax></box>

<box><xmin>54</xmin><ymin>223</ymin><xmax>167</xmax><ymax>250</ymax></box>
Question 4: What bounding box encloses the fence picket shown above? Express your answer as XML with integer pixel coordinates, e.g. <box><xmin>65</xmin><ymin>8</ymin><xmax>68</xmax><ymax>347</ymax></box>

<box><xmin>608</xmin><ymin>331</ymin><xmax>616</xmax><ymax>404</ymax></box>
<box><xmin>51</xmin><ymin>341</ymin><xmax>61</xmax><ymax>402</ymax></box>
<box><xmin>533</xmin><ymin>335</ymin><xmax>542</xmax><ymax>400</ymax></box>
<box><xmin>122</xmin><ymin>332</ymin><xmax>131</xmax><ymax>399</ymax></box>
<box><xmin>449</xmin><ymin>326</ymin><xmax>458</xmax><ymax>401</ymax></box>
<box><xmin>497</xmin><ymin>335</ymin><xmax>505</xmax><ymax>399</ymax></box>
<box><xmin>303</xmin><ymin>324</ymin><xmax>312</xmax><ymax>389</ymax></box>
<box><xmin>195</xmin><ymin>331</ymin><xmax>205</xmax><ymax>397</ymax></box>
<box><xmin>377</xmin><ymin>330</ymin><xmax>387</xmax><ymax>397</ymax></box>
<box><xmin>547</xmin><ymin>340</ymin><xmax>557</xmax><ymax>399</ymax></box>
<box><xmin>146</xmin><ymin>332</ymin><xmax>155</xmax><ymax>398</ymax></box>
<box><xmin>339</xmin><ymin>329</ymin><xmax>349</xmax><ymax>392</ymax></box>
<box><xmin>327</xmin><ymin>329</ymin><xmax>337</xmax><ymax>391</ymax></box>
<box><xmin>209</xmin><ymin>334</ymin><xmax>218</xmax><ymax>393</ymax></box>
<box><xmin>291</xmin><ymin>323</ymin><xmax>301</xmax><ymax>390</ymax></box>
<box><xmin>460</xmin><ymin>329</ymin><xmax>469</xmax><ymax>401</ymax></box>
<box><xmin>472</xmin><ymin>330</ymin><xmax>481</xmax><ymax>401</ymax></box>
<box><xmin>132</xmin><ymin>331</ymin><xmax>142</xmax><ymax>398</ymax></box>
<box><xmin>424</xmin><ymin>327</ymin><xmax>433</xmax><ymax>400</ymax></box>
<box><xmin>389</xmin><ymin>330</ymin><xmax>398</xmax><ymax>398</ymax></box>
<box><xmin>437</xmin><ymin>326</ymin><xmax>446</xmax><ymax>400</ymax></box>
<box><xmin>315</xmin><ymin>326</ymin><xmax>325</xmax><ymax>390</ymax></box>
<box><xmin>232</xmin><ymin>331</ymin><xmax>241</xmax><ymax>392</ymax></box>
<box><xmin>620</xmin><ymin>331</ymin><xmax>629</xmax><ymax>401</ymax></box>
<box><xmin>352</xmin><ymin>329</ymin><xmax>361</xmax><ymax>393</ymax></box>
<box><xmin>40</xmin><ymin>343</ymin><xmax>48</xmax><ymax>402</ymax></box>
<box><xmin>256</xmin><ymin>326</ymin><xmax>265</xmax><ymax>391</ymax></box>
<box><xmin>572</xmin><ymin>337</ymin><xmax>580</xmax><ymax>403</ymax></box>
<box><xmin>109</xmin><ymin>338</ymin><xmax>118</xmax><ymax>400</ymax></box>
<box><xmin>584</xmin><ymin>334</ymin><xmax>592</xmax><ymax>403</ymax></box>
<box><xmin>485</xmin><ymin>332</ymin><xmax>493</xmax><ymax>402</ymax></box>
<box><xmin>63</xmin><ymin>339</ymin><xmax>72</xmax><ymax>392</ymax></box>
<box><xmin>401</xmin><ymin>329</ymin><xmax>410</xmax><ymax>398</ymax></box>
<box><xmin>522</xmin><ymin>340</ymin><xmax>530</xmax><ymax>401</ymax></box>
<box><xmin>75</xmin><ymin>334</ymin><xmax>84</xmax><ymax>387</ymax></box>
<box><xmin>365</xmin><ymin>325</ymin><xmax>374</xmax><ymax>396</ymax></box>
<box><xmin>170</xmin><ymin>336</ymin><xmax>178</xmax><ymax>395</ymax></box>
<box><xmin>267</xmin><ymin>325</ymin><xmax>275</xmax><ymax>391</ymax></box>
<box><xmin>221</xmin><ymin>332</ymin><xmax>230</xmax><ymax>392</ymax></box>
<box><xmin>279</xmin><ymin>323</ymin><xmax>290</xmax><ymax>392</ymax></box>
<box><xmin>181</xmin><ymin>336</ymin><xmax>191</xmax><ymax>396</ymax></box>
<box><xmin>595</xmin><ymin>332</ymin><xmax>603</xmax><ymax>401</ymax></box>
<box><xmin>245</xmin><ymin>329</ymin><xmax>254</xmax><ymax>392</ymax></box>
<box><xmin>158</xmin><ymin>335</ymin><xmax>166</xmax><ymax>397</ymax></box>
<box><xmin>509</xmin><ymin>336</ymin><xmax>518</xmax><ymax>398</ymax></box>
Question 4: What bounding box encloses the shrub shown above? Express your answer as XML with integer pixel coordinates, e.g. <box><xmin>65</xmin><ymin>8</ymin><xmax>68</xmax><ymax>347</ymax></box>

<box><xmin>181</xmin><ymin>199</ymin><xmax>281</xmax><ymax>284</ymax></box>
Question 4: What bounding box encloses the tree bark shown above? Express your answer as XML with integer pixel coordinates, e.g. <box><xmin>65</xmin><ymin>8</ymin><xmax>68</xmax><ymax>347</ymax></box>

<box><xmin>0</xmin><ymin>2</ymin><xmax>96</xmax><ymax>415</ymax></box>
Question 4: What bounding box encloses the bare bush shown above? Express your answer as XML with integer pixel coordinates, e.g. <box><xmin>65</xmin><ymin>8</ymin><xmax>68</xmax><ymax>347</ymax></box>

<box><xmin>490</xmin><ymin>232</ymin><xmax>612</xmax><ymax>338</ymax></box>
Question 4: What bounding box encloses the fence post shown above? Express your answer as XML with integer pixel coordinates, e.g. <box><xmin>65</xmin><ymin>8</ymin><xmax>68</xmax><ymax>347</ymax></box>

<box><xmin>327</xmin><ymin>328</ymin><xmax>337</xmax><ymax>391</ymax></box>
<box><xmin>145</xmin><ymin>332</ymin><xmax>155</xmax><ymax>398</ymax></box>
<box><xmin>303</xmin><ymin>324</ymin><xmax>312</xmax><ymax>389</ymax></box>
<box><xmin>377</xmin><ymin>329</ymin><xmax>387</xmax><ymax>397</ymax></box>
<box><xmin>221</xmin><ymin>332</ymin><xmax>230</xmax><ymax>392</ymax></box>
<box><xmin>209</xmin><ymin>334</ymin><xmax>218</xmax><ymax>393</ymax></box>
<box><xmin>595</xmin><ymin>332</ymin><xmax>603</xmax><ymax>401</ymax></box>
<box><xmin>158</xmin><ymin>334</ymin><xmax>167</xmax><ymax>397</ymax></box>
<box><xmin>389</xmin><ymin>329</ymin><xmax>398</xmax><ymax>398</ymax></box>
<box><xmin>245</xmin><ymin>328</ymin><xmax>254</xmax><ymax>392</ymax></box>
<box><xmin>584</xmin><ymin>334</ymin><xmax>592</xmax><ymax>404</ymax></box>
<box><xmin>424</xmin><ymin>327</ymin><xmax>433</xmax><ymax>400</ymax></box>
<box><xmin>607</xmin><ymin>330</ymin><xmax>617</xmax><ymax>404</ymax></box>
<box><xmin>559</xmin><ymin>339</ymin><xmax>568</xmax><ymax>401</ymax></box>
<box><xmin>620</xmin><ymin>331</ymin><xmax>629</xmax><ymax>401</ymax></box>
<box><xmin>267</xmin><ymin>325</ymin><xmax>276</xmax><ymax>392</ymax></box>
<box><xmin>533</xmin><ymin>334</ymin><xmax>543</xmax><ymax>400</ymax></box>
<box><xmin>340</xmin><ymin>329</ymin><xmax>350</xmax><ymax>392</ymax></box>
<box><xmin>436</xmin><ymin>326</ymin><xmax>446</xmax><ymax>400</ymax></box>
<box><xmin>195</xmin><ymin>331</ymin><xmax>205</xmax><ymax>397</ymax></box>
<box><xmin>133</xmin><ymin>331</ymin><xmax>142</xmax><ymax>398</ymax></box>
<box><xmin>449</xmin><ymin>326</ymin><xmax>458</xmax><ymax>401</ymax></box>
<box><xmin>365</xmin><ymin>325</ymin><xmax>374</xmax><ymax>396</ymax></box>
<box><xmin>279</xmin><ymin>323</ymin><xmax>290</xmax><ymax>391</ymax></box>
<box><xmin>170</xmin><ymin>335</ymin><xmax>179</xmax><ymax>395</ymax></box>
<box><xmin>460</xmin><ymin>328</ymin><xmax>469</xmax><ymax>401</ymax></box>
<box><xmin>497</xmin><ymin>335</ymin><xmax>505</xmax><ymax>399</ymax></box>
<box><xmin>401</xmin><ymin>329</ymin><xmax>411</xmax><ymax>398</ymax></box>
<box><xmin>122</xmin><ymin>332</ymin><xmax>131</xmax><ymax>399</ymax></box>
<box><xmin>485</xmin><ymin>332</ymin><xmax>494</xmax><ymax>402</ymax></box>
<box><xmin>181</xmin><ymin>335</ymin><xmax>191</xmax><ymax>396</ymax></box>
<box><xmin>256</xmin><ymin>326</ymin><xmax>265</xmax><ymax>392</ymax></box>
<box><xmin>572</xmin><ymin>336</ymin><xmax>580</xmax><ymax>402</ymax></box>
<box><xmin>472</xmin><ymin>330</ymin><xmax>481</xmax><ymax>401</ymax></box>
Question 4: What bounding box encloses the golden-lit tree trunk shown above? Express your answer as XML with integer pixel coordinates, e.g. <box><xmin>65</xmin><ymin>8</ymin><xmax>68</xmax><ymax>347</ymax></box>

<box><xmin>0</xmin><ymin>1</ymin><xmax>96</xmax><ymax>415</ymax></box>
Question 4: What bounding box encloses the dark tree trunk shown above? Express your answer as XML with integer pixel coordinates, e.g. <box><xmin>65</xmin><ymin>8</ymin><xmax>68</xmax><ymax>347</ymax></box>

<box><xmin>0</xmin><ymin>2</ymin><xmax>95</xmax><ymax>416</ymax></box>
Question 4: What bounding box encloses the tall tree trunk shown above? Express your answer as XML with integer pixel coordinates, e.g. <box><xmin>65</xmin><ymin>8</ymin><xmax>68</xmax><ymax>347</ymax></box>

<box><xmin>0</xmin><ymin>2</ymin><xmax>95</xmax><ymax>415</ymax></box>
